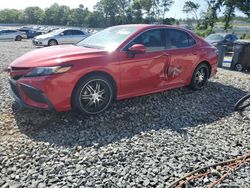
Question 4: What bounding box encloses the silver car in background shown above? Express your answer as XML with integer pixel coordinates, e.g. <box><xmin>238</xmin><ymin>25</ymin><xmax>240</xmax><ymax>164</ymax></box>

<box><xmin>0</xmin><ymin>30</ymin><xmax>27</xmax><ymax>41</ymax></box>
<box><xmin>32</xmin><ymin>28</ymin><xmax>90</xmax><ymax>46</ymax></box>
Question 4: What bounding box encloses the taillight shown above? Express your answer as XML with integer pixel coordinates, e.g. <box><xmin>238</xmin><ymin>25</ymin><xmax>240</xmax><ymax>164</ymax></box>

<box><xmin>213</xmin><ymin>48</ymin><xmax>219</xmax><ymax>55</ymax></box>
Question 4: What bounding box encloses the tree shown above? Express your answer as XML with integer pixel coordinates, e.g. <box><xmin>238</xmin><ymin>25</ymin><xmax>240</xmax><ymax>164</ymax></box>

<box><xmin>24</xmin><ymin>7</ymin><xmax>44</xmax><ymax>24</ymax></box>
<box><xmin>183</xmin><ymin>1</ymin><xmax>200</xmax><ymax>23</ymax></box>
<box><xmin>161</xmin><ymin>0</ymin><xmax>174</xmax><ymax>19</ymax></box>
<box><xmin>68</xmin><ymin>7</ymin><xmax>89</xmax><ymax>26</ymax></box>
<box><xmin>44</xmin><ymin>3</ymin><xmax>71</xmax><ymax>25</ymax></box>
<box><xmin>223</xmin><ymin>0</ymin><xmax>236</xmax><ymax>31</ymax></box>
<box><xmin>86</xmin><ymin>11</ymin><xmax>106</xmax><ymax>28</ymax></box>
<box><xmin>130</xmin><ymin>0</ymin><xmax>143</xmax><ymax>23</ymax></box>
<box><xmin>202</xmin><ymin>0</ymin><xmax>224</xmax><ymax>29</ymax></box>
<box><xmin>94</xmin><ymin>0</ymin><xmax>119</xmax><ymax>26</ymax></box>
<box><xmin>236</xmin><ymin>0</ymin><xmax>250</xmax><ymax>18</ymax></box>
<box><xmin>0</xmin><ymin>9</ymin><xmax>22</xmax><ymax>23</ymax></box>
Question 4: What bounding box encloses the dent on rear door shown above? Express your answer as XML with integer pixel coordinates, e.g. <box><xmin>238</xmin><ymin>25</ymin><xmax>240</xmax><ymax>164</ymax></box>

<box><xmin>165</xmin><ymin>48</ymin><xmax>198</xmax><ymax>85</ymax></box>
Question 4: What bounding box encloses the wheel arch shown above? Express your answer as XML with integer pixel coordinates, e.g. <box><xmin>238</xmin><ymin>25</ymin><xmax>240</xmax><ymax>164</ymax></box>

<box><xmin>70</xmin><ymin>70</ymin><xmax>118</xmax><ymax>108</ymax></box>
<box><xmin>196</xmin><ymin>60</ymin><xmax>212</xmax><ymax>78</ymax></box>
<box><xmin>48</xmin><ymin>38</ymin><xmax>58</xmax><ymax>45</ymax></box>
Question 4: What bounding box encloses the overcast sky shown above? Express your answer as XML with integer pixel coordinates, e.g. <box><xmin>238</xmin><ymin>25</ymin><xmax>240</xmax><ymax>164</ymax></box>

<box><xmin>0</xmin><ymin>0</ymin><xmax>244</xmax><ymax>19</ymax></box>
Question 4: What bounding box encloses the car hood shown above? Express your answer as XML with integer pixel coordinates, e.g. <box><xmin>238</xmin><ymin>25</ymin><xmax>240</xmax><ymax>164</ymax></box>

<box><xmin>11</xmin><ymin>45</ymin><xmax>107</xmax><ymax>68</ymax></box>
<box><xmin>35</xmin><ymin>33</ymin><xmax>54</xmax><ymax>39</ymax></box>
<box><xmin>205</xmin><ymin>39</ymin><xmax>222</xmax><ymax>44</ymax></box>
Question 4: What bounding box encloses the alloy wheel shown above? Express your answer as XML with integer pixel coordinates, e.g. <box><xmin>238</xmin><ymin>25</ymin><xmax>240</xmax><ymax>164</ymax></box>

<box><xmin>49</xmin><ymin>40</ymin><xmax>57</xmax><ymax>46</ymax></box>
<box><xmin>194</xmin><ymin>67</ymin><xmax>208</xmax><ymax>88</ymax></box>
<box><xmin>79</xmin><ymin>79</ymin><xmax>112</xmax><ymax>114</ymax></box>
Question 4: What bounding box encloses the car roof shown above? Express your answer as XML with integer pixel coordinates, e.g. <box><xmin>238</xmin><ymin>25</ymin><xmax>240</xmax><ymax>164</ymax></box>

<box><xmin>110</xmin><ymin>24</ymin><xmax>195</xmax><ymax>34</ymax></box>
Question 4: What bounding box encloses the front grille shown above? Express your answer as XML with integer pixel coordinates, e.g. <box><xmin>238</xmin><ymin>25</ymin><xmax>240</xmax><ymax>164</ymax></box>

<box><xmin>10</xmin><ymin>80</ymin><xmax>21</xmax><ymax>98</ymax></box>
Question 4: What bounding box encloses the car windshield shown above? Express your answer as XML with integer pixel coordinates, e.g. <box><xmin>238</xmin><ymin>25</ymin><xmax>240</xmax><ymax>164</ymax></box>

<box><xmin>50</xmin><ymin>29</ymin><xmax>64</xmax><ymax>35</ymax></box>
<box><xmin>205</xmin><ymin>34</ymin><xmax>224</xmax><ymax>41</ymax></box>
<box><xmin>77</xmin><ymin>26</ymin><xmax>138</xmax><ymax>51</ymax></box>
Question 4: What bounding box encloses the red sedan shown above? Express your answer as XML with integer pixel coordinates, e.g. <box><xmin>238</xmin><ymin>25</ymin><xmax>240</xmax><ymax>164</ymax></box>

<box><xmin>8</xmin><ymin>24</ymin><xmax>218</xmax><ymax>115</ymax></box>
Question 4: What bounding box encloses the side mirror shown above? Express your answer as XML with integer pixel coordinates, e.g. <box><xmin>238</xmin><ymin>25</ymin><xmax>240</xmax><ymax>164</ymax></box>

<box><xmin>128</xmin><ymin>44</ymin><xmax>146</xmax><ymax>54</ymax></box>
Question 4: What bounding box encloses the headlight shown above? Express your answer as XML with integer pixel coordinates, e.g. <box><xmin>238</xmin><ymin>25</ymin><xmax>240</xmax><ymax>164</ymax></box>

<box><xmin>211</xmin><ymin>42</ymin><xmax>218</xmax><ymax>46</ymax></box>
<box><xmin>25</xmin><ymin>66</ymin><xmax>72</xmax><ymax>77</ymax></box>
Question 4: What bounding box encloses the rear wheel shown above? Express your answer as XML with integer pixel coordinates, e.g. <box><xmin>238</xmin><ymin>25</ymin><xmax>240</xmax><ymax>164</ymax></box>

<box><xmin>48</xmin><ymin>39</ymin><xmax>58</xmax><ymax>46</ymax></box>
<box><xmin>235</xmin><ymin>63</ymin><xmax>243</xmax><ymax>72</ymax></box>
<box><xmin>72</xmin><ymin>75</ymin><xmax>114</xmax><ymax>115</ymax></box>
<box><xmin>15</xmin><ymin>35</ymin><xmax>22</xmax><ymax>41</ymax></box>
<box><xmin>190</xmin><ymin>64</ymin><xmax>209</xmax><ymax>90</ymax></box>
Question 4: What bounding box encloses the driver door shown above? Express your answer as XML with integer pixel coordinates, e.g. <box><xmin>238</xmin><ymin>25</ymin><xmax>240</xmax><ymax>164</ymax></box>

<box><xmin>118</xmin><ymin>29</ymin><xmax>170</xmax><ymax>97</ymax></box>
<box><xmin>60</xmin><ymin>30</ymin><xmax>73</xmax><ymax>44</ymax></box>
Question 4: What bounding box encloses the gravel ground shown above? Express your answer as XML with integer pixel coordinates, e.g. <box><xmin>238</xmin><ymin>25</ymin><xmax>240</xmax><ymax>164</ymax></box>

<box><xmin>0</xmin><ymin>40</ymin><xmax>250</xmax><ymax>188</ymax></box>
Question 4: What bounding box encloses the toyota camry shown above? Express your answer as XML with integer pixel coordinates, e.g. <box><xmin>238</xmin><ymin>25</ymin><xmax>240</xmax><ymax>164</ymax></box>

<box><xmin>8</xmin><ymin>24</ymin><xmax>218</xmax><ymax>115</ymax></box>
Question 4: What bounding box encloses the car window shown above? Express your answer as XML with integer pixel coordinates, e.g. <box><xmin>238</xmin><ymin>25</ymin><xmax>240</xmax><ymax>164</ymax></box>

<box><xmin>225</xmin><ymin>35</ymin><xmax>232</xmax><ymax>41</ymax></box>
<box><xmin>126</xmin><ymin>29</ymin><xmax>166</xmax><ymax>52</ymax></box>
<box><xmin>72</xmin><ymin>30</ymin><xmax>84</xmax><ymax>35</ymax></box>
<box><xmin>166</xmin><ymin>29</ymin><xmax>196</xmax><ymax>49</ymax></box>
<box><xmin>7</xmin><ymin>30</ymin><xmax>16</xmax><ymax>33</ymax></box>
<box><xmin>62</xmin><ymin>30</ymin><xmax>73</xmax><ymax>35</ymax></box>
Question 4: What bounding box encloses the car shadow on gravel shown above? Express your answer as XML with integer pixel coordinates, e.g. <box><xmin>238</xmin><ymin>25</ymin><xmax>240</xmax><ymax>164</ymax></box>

<box><xmin>12</xmin><ymin>81</ymin><xmax>248</xmax><ymax>148</ymax></box>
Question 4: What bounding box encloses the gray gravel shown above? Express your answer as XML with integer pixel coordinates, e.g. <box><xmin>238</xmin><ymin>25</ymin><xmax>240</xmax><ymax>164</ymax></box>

<box><xmin>0</xmin><ymin>40</ymin><xmax>250</xmax><ymax>188</ymax></box>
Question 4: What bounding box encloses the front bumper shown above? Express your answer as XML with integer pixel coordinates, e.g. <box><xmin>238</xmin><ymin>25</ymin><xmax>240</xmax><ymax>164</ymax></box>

<box><xmin>9</xmin><ymin>78</ymin><xmax>53</xmax><ymax>110</ymax></box>
<box><xmin>32</xmin><ymin>39</ymin><xmax>47</xmax><ymax>46</ymax></box>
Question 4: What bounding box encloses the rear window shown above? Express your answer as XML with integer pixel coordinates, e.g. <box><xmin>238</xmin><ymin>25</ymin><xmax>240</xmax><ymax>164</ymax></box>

<box><xmin>166</xmin><ymin>29</ymin><xmax>196</xmax><ymax>49</ymax></box>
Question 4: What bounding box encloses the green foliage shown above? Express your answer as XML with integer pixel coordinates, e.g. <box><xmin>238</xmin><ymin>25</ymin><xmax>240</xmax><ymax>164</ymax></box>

<box><xmin>240</xmin><ymin>33</ymin><xmax>250</xmax><ymax>39</ymax></box>
<box><xmin>0</xmin><ymin>0</ymin><xmax>248</xmax><ymax>29</ymax></box>
<box><xmin>223</xmin><ymin>0</ymin><xmax>236</xmax><ymax>31</ymax></box>
<box><xmin>236</xmin><ymin>0</ymin><xmax>250</xmax><ymax>18</ymax></box>
<box><xmin>0</xmin><ymin>1</ymin><xmax>174</xmax><ymax>27</ymax></box>
<box><xmin>0</xmin><ymin>9</ymin><xmax>22</xmax><ymax>23</ymax></box>
<box><xmin>183</xmin><ymin>1</ymin><xmax>200</xmax><ymax>25</ymax></box>
<box><xmin>24</xmin><ymin>7</ymin><xmax>44</xmax><ymax>24</ymax></box>
<box><xmin>195</xmin><ymin>27</ymin><xmax>214</xmax><ymax>37</ymax></box>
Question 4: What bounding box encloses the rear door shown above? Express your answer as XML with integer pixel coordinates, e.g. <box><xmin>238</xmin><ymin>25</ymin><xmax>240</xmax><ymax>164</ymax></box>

<box><xmin>162</xmin><ymin>29</ymin><xmax>199</xmax><ymax>86</ymax></box>
<box><xmin>71</xmin><ymin>30</ymin><xmax>86</xmax><ymax>43</ymax></box>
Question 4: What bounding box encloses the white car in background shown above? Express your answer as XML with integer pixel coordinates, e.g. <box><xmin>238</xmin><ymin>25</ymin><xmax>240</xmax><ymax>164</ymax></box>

<box><xmin>32</xmin><ymin>28</ymin><xmax>90</xmax><ymax>46</ymax></box>
<box><xmin>0</xmin><ymin>30</ymin><xmax>27</xmax><ymax>41</ymax></box>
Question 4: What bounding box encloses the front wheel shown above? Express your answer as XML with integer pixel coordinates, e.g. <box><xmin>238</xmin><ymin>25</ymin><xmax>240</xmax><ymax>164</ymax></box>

<box><xmin>48</xmin><ymin>39</ymin><xmax>58</xmax><ymax>46</ymax></box>
<box><xmin>72</xmin><ymin>75</ymin><xmax>114</xmax><ymax>115</ymax></box>
<box><xmin>190</xmin><ymin>64</ymin><xmax>209</xmax><ymax>90</ymax></box>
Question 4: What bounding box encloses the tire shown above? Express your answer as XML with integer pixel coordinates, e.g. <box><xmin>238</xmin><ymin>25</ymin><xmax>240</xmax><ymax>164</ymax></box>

<box><xmin>48</xmin><ymin>39</ymin><xmax>58</xmax><ymax>46</ymax></box>
<box><xmin>234</xmin><ymin>94</ymin><xmax>250</xmax><ymax>111</ymax></box>
<box><xmin>235</xmin><ymin>63</ymin><xmax>243</xmax><ymax>72</ymax></box>
<box><xmin>72</xmin><ymin>75</ymin><xmax>114</xmax><ymax>115</ymax></box>
<box><xmin>15</xmin><ymin>35</ymin><xmax>22</xmax><ymax>41</ymax></box>
<box><xmin>189</xmin><ymin>64</ymin><xmax>210</xmax><ymax>90</ymax></box>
